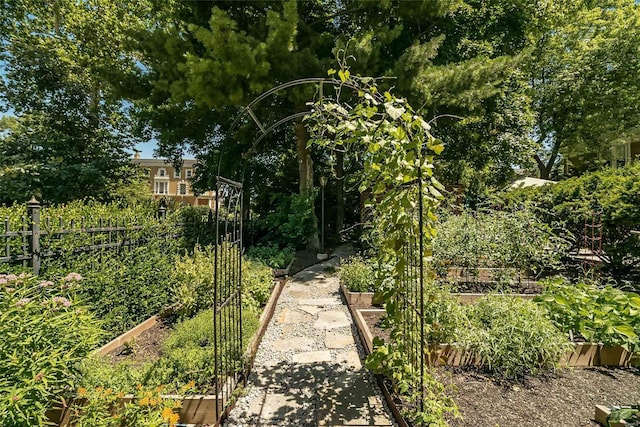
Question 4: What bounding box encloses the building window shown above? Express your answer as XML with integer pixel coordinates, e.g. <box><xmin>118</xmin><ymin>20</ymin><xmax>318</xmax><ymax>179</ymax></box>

<box><xmin>144</xmin><ymin>168</ymin><xmax>150</xmax><ymax>177</ymax></box>
<box><xmin>186</xmin><ymin>169</ymin><xmax>193</xmax><ymax>179</ymax></box>
<box><xmin>179</xmin><ymin>183</ymin><xmax>187</xmax><ymax>195</ymax></box>
<box><xmin>174</xmin><ymin>168</ymin><xmax>181</xmax><ymax>178</ymax></box>
<box><xmin>158</xmin><ymin>167</ymin><xmax>166</xmax><ymax>177</ymax></box>
<box><xmin>155</xmin><ymin>181</ymin><xmax>168</xmax><ymax>195</ymax></box>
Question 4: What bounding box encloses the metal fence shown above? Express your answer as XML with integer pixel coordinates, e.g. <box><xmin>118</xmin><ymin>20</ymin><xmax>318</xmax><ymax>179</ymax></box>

<box><xmin>0</xmin><ymin>198</ymin><xmax>206</xmax><ymax>275</ymax></box>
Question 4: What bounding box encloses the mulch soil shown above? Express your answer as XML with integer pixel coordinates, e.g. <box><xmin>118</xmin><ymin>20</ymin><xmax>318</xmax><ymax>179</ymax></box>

<box><xmin>104</xmin><ymin>320</ymin><xmax>171</xmax><ymax>366</ymax></box>
<box><xmin>362</xmin><ymin>310</ymin><xmax>640</xmax><ymax>427</ymax></box>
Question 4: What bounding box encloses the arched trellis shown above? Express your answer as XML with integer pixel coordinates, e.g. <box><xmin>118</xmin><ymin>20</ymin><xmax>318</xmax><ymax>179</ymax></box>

<box><xmin>220</xmin><ymin>74</ymin><xmax>448</xmax><ymax>422</ymax></box>
<box><xmin>209</xmin><ymin>77</ymin><xmax>386</xmax><ymax>425</ymax></box>
<box><xmin>220</xmin><ymin>77</ymin><xmax>385</xmax><ymax>178</ymax></box>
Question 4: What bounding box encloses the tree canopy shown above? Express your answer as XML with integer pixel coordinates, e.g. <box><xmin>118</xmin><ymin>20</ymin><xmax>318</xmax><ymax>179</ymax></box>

<box><xmin>0</xmin><ymin>0</ymin><xmax>149</xmax><ymax>204</ymax></box>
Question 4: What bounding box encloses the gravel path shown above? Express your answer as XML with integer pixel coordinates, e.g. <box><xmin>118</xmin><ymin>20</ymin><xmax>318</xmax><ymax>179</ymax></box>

<box><xmin>225</xmin><ymin>246</ymin><xmax>395</xmax><ymax>427</ymax></box>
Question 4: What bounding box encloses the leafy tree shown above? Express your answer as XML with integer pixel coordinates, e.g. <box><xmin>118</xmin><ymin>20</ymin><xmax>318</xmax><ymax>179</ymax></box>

<box><xmin>136</xmin><ymin>0</ymin><xmax>549</xmax><ymax>248</ymax></box>
<box><xmin>527</xmin><ymin>0</ymin><xmax>640</xmax><ymax>178</ymax></box>
<box><xmin>0</xmin><ymin>0</ymin><xmax>149</xmax><ymax>204</ymax></box>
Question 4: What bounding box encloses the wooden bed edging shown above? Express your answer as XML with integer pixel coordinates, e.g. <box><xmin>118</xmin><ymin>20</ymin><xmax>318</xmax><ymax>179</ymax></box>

<box><xmin>49</xmin><ymin>394</ymin><xmax>224</xmax><ymax>426</ymax></box>
<box><xmin>94</xmin><ymin>314</ymin><xmax>160</xmax><ymax>356</ymax></box>
<box><xmin>595</xmin><ymin>405</ymin><xmax>629</xmax><ymax>427</ymax></box>
<box><xmin>341</xmin><ymin>284</ymin><xmax>538</xmax><ymax>308</ymax></box>
<box><xmin>353</xmin><ymin>309</ymin><xmax>639</xmax><ymax>368</ymax></box>
<box><xmin>274</xmin><ymin>258</ymin><xmax>295</xmax><ymax>277</ymax></box>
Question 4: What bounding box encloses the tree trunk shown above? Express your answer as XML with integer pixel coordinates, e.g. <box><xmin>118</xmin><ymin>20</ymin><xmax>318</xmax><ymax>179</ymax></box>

<box><xmin>534</xmin><ymin>136</ymin><xmax>562</xmax><ymax>180</ymax></box>
<box><xmin>335</xmin><ymin>149</ymin><xmax>344</xmax><ymax>235</ymax></box>
<box><xmin>295</xmin><ymin>121</ymin><xmax>320</xmax><ymax>251</ymax></box>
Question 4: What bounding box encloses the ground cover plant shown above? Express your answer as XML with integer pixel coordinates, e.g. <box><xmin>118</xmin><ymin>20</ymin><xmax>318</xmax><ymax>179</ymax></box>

<box><xmin>0</xmin><ymin>273</ymin><xmax>102</xmax><ymax>426</ymax></box>
<box><xmin>535</xmin><ymin>277</ymin><xmax>640</xmax><ymax>352</ymax></box>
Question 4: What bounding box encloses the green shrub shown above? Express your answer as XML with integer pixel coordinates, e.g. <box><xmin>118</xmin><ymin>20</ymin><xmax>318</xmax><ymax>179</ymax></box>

<box><xmin>433</xmin><ymin>206</ymin><xmax>570</xmax><ymax>276</ymax></box>
<box><xmin>242</xmin><ymin>258</ymin><xmax>275</xmax><ymax>307</ymax></box>
<box><xmin>535</xmin><ymin>277</ymin><xmax>640</xmax><ymax>351</ymax></box>
<box><xmin>461</xmin><ymin>296</ymin><xmax>571</xmax><ymax>380</ymax></box>
<box><xmin>339</xmin><ymin>256</ymin><xmax>375</xmax><ymax>292</ymax></box>
<box><xmin>503</xmin><ymin>163</ymin><xmax>640</xmax><ymax>280</ymax></box>
<box><xmin>44</xmin><ymin>239</ymin><xmax>177</xmax><ymax>341</ymax></box>
<box><xmin>171</xmin><ymin>245</ymin><xmax>274</xmax><ymax>318</ymax></box>
<box><xmin>0</xmin><ymin>273</ymin><xmax>103</xmax><ymax>426</ymax></box>
<box><xmin>253</xmin><ymin>193</ymin><xmax>316</xmax><ymax>249</ymax></box>
<box><xmin>246</xmin><ymin>244</ymin><xmax>294</xmax><ymax>269</ymax></box>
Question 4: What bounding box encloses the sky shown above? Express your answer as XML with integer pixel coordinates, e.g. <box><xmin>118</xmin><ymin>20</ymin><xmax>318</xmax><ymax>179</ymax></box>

<box><xmin>133</xmin><ymin>139</ymin><xmax>158</xmax><ymax>159</ymax></box>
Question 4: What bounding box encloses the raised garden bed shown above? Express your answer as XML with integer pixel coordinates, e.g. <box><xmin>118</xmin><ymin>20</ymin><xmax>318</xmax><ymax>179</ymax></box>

<box><xmin>341</xmin><ymin>282</ymin><xmax>537</xmax><ymax>308</ymax></box>
<box><xmin>47</xmin><ymin>278</ymin><xmax>287</xmax><ymax>426</ymax></box>
<box><xmin>354</xmin><ymin>309</ymin><xmax>639</xmax><ymax>368</ymax></box>
<box><xmin>340</xmin><ymin>282</ymin><xmax>380</xmax><ymax>307</ymax></box>
<box><xmin>352</xmin><ymin>308</ymin><xmax>640</xmax><ymax>427</ymax></box>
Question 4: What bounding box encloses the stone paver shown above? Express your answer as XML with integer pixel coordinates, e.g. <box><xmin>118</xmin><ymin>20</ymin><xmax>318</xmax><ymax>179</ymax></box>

<box><xmin>313</xmin><ymin>311</ymin><xmax>351</xmax><ymax>330</ymax></box>
<box><xmin>297</xmin><ymin>297</ymin><xmax>342</xmax><ymax>306</ymax></box>
<box><xmin>271</xmin><ymin>337</ymin><xmax>315</xmax><ymax>352</ymax></box>
<box><xmin>325</xmin><ymin>332</ymin><xmax>356</xmax><ymax>349</ymax></box>
<box><xmin>292</xmin><ymin>350</ymin><xmax>333</xmax><ymax>364</ymax></box>
<box><xmin>224</xmin><ymin>246</ymin><xmax>394</xmax><ymax>427</ymax></box>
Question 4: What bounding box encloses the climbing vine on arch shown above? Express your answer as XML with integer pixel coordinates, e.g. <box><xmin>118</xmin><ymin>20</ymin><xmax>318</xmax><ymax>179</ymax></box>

<box><xmin>305</xmin><ymin>70</ymin><xmax>459</xmax><ymax>425</ymax></box>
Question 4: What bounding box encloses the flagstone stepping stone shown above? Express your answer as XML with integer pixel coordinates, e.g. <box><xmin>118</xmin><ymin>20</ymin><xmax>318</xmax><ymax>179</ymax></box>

<box><xmin>277</xmin><ymin>307</ymin><xmax>310</xmax><ymax>324</ymax></box>
<box><xmin>299</xmin><ymin>305</ymin><xmax>323</xmax><ymax>315</ymax></box>
<box><xmin>291</xmin><ymin>350</ymin><xmax>333</xmax><ymax>364</ymax></box>
<box><xmin>316</xmin><ymin>371</ymin><xmax>392</xmax><ymax>426</ymax></box>
<box><xmin>335</xmin><ymin>350</ymin><xmax>362</xmax><ymax>370</ymax></box>
<box><xmin>325</xmin><ymin>332</ymin><xmax>355</xmax><ymax>349</ymax></box>
<box><xmin>313</xmin><ymin>311</ymin><xmax>351</xmax><ymax>329</ymax></box>
<box><xmin>287</xmin><ymin>283</ymin><xmax>312</xmax><ymax>299</ymax></box>
<box><xmin>271</xmin><ymin>337</ymin><xmax>315</xmax><ymax>352</ymax></box>
<box><xmin>246</xmin><ymin>391</ymin><xmax>307</xmax><ymax>422</ymax></box>
<box><xmin>297</xmin><ymin>297</ymin><xmax>341</xmax><ymax>306</ymax></box>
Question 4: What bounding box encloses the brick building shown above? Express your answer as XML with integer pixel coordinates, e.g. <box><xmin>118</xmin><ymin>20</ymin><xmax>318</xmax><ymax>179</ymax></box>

<box><xmin>132</xmin><ymin>154</ymin><xmax>214</xmax><ymax>207</ymax></box>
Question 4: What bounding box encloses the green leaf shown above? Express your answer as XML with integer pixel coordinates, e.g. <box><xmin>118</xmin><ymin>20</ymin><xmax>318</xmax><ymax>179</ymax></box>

<box><xmin>384</xmin><ymin>102</ymin><xmax>406</xmax><ymax>120</ymax></box>
<box><xmin>611</xmin><ymin>324</ymin><xmax>637</xmax><ymax>340</ymax></box>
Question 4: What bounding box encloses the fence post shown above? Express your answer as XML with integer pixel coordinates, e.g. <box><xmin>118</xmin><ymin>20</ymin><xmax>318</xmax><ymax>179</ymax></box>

<box><xmin>27</xmin><ymin>196</ymin><xmax>41</xmax><ymax>275</ymax></box>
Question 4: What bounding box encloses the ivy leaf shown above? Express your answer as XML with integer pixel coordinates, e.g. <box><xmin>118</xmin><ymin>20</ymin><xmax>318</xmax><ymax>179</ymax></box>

<box><xmin>428</xmin><ymin>143</ymin><xmax>445</xmax><ymax>155</ymax></box>
<box><xmin>327</xmin><ymin>68</ymin><xmax>336</xmax><ymax>76</ymax></box>
<box><xmin>338</xmin><ymin>69</ymin><xmax>350</xmax><ymax>82</ymax></box>
<box><xmin>384</xmin><ymin>102</ymin><xmax>405</xmax><ymax>120</ymax></box>
<box><xmin>612</xmin><ymin>324</ymin><xmax>637</xmax><ymax>340</ymax></box>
